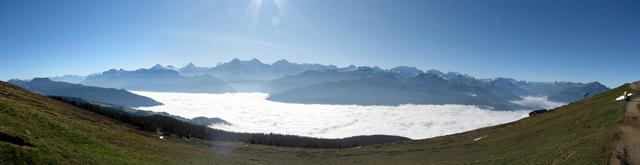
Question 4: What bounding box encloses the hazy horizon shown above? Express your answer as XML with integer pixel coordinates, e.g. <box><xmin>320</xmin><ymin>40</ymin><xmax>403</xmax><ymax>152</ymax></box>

<box><xmin>2</xmin><ymin>57</ymin><xmax>619</xmax><ymax>88</ymax></box>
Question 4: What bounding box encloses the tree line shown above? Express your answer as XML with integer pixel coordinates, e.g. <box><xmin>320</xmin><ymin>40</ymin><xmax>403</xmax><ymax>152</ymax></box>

<box><xmin>49</xmin><ymin>96</ymin><xmax>409</xmax><ymax>149</ymax></box>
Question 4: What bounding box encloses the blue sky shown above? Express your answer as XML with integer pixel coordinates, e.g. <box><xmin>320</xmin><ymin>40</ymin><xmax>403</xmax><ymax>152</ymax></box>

<box><xmin>1</xmin><ymin>0</ymin><xmax>638</xmax><ymax>87</ymax></box>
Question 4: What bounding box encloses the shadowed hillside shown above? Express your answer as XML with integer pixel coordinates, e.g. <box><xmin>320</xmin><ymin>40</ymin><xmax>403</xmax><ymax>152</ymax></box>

<box><xmin>7</xmin><ymin>78</ymin><xmax>162</xmax><ymax>108</ymax></box>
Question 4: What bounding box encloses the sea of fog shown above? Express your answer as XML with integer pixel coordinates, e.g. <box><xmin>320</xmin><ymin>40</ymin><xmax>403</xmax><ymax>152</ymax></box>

<box><xmin>132</xmin><ymin>91</ymin><xmax>564</xmax><ymax>139</ymax></box>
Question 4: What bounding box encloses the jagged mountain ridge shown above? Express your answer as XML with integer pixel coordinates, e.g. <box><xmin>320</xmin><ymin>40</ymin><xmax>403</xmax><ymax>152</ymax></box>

<box><xmin>81</xmin><ymin>66</ymin><xmax>235</xmax><ymax>93</ymax></box>
<box><xmin>52</xmin><ymin>58</ymin><xmax>607</xmax><ymax>108</ymax></box>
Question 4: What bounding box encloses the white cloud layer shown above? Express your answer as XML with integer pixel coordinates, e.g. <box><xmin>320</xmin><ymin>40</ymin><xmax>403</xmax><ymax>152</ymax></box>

<box><xmin>133</xmin><ymin>91</ymin><xmax>531</xmax><ymax>139</ymax></box>
<box><xmin>510</xmin><ymin>96</ymin><xmax>567</xmax><ymax>109</ymax></box>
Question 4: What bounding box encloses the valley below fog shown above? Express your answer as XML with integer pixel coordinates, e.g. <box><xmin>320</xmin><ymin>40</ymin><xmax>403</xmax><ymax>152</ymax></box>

<box><xmin>132</xmin><ymin>91</ymin><xmax>563</xmax><ymax>139</ymax></box>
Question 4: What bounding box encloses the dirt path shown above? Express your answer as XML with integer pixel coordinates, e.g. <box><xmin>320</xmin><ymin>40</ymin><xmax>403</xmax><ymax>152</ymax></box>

<box><xmin>610</xmin><ymin>82</ymin><xmax>640</xmax><ymax>165</ymax></box>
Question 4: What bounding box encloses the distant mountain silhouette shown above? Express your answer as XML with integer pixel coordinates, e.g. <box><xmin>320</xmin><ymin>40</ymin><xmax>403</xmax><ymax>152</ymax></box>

<box><xmin>178</xmin><ymin>62</ymin><xmax>208</xmax><ymax>76</ymax></box>
<box><xmin>268</xmin><ymin>73</ymin><xmax>417</xmax><ymax>105</ymax></box>
<box><xmin>268</xmin><ymin>73</ymin><xmax>528</xmax><ymax>110</ymax></box>
<box><xmin>81</xmin><ymin>65</ymin><xmax>235</xmax><ymax>93</ymax></box>
<box><xmin>205</xmin><ymin>58</ymin><xmax>338</xmax><ymax>91</ymax></box>
<box><xmin>48</xmin><ymin>74</ymin><xmax>86</xmax><ymax>84</ymax></box>
<box><xmin>167</xmin><ymin>58</ymin><xmax>338</xmax><ymax>91</ymax></box>
<box><xmin>261</xmin><ymin>66</ymin><xmax>388</xmax><ymax>93</ymax></box>
<box><xmin>389</xmin><ymin>66</ymin><xmax>424</xmax><ymax>79</ymax></box>
<box><xmin>8</xmin><ymin>78</ymin><xmax>162</xmax><ymax>107</ymax></box>
<box><xmin>68</xmin><ymin>58</ymin><xmax>609</xmax><ymax>109</ymax></box>
<box><xmin>545</xmin><ymin>82</ymin><xmax>609</xmax><ymax>102</ymax></box>
<box><xmin>265</xmin><ymin>66</ymin><xmax>609</xmax><ymax>110</ymax></box>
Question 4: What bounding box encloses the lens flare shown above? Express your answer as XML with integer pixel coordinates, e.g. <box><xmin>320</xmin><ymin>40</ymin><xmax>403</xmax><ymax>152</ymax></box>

<box><xmin>245</xmin><ymin>0</ymin><xmax>288</xmax><ymax>30</ymax></box>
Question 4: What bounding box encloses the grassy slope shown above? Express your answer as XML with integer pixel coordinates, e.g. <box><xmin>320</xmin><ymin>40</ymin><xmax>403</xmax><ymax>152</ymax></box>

<box><xmin>312</xmin><ymin>83</ymin><xmax>630</xmax><ymax>164</ymax></box>
<box><xmin>0</xmin><ymin>81</ymin><xmax>263</xmax><ymax>164</ymax></box>
<box><xmin>0</xmin><ymin>81</ymin><xmax>631</xmax><ymax>164</ymax></box>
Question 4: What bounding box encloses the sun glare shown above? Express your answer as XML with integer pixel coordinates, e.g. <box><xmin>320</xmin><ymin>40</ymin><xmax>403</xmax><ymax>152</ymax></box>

<box><xmin>246</xmin><ymin>0</ymin><xmax>287</xmax><ymax>27</ymax></box>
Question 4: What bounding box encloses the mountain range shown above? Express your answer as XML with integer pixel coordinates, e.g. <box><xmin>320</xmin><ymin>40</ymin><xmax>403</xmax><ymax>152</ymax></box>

<box><xmin>263</xmin><ymin>65</ymin><xmax>608</xmax><ymax>110</ymax></box>
<box><xmin>47</xmin><ymin>58</ymin><xmax>609</xmax><ymax>110</ymax></box>
<box><xmin>176</xmin><ymin>58</ymin><xmax>338</xmax><ymax>91</ymax></box>
<box><xmin>81</xmin><ymin>65</ymin><xmax>235</xmax><ymax>93</ymax></box>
